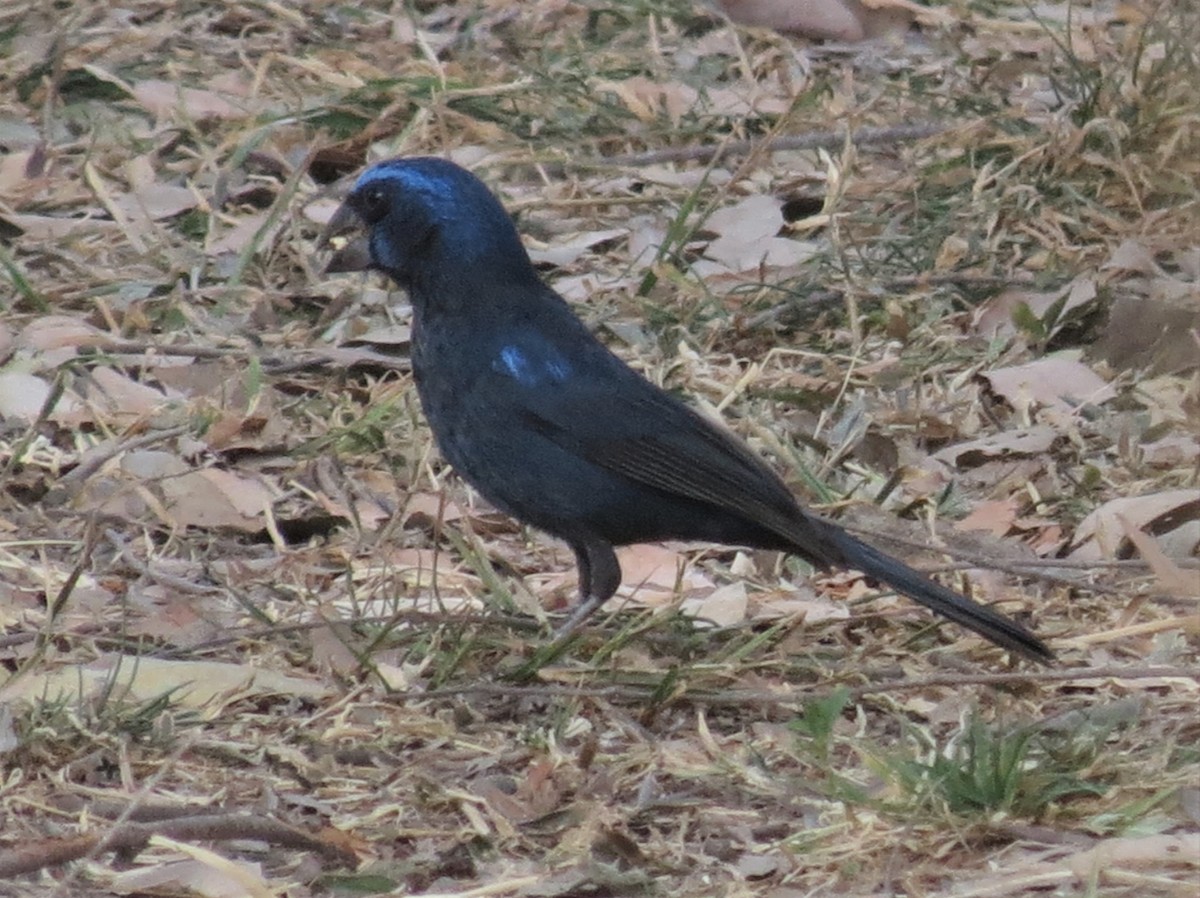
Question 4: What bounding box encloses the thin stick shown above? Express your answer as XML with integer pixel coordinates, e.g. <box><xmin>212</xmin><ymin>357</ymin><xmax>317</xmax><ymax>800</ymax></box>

<box><xmin>595</xmin><ymin>123</ymin><xmax>946</xmax><ymax>168</ymax></box>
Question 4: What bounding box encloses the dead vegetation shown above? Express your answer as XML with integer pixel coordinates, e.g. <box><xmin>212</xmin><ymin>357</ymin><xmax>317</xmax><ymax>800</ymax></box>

<box><xmin>0</xmin><ymin>1</ymin><xmax>1197</xmax><ymax>895</ymax></box>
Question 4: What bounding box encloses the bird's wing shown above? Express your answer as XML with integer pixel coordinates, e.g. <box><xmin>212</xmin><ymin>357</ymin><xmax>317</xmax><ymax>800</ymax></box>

<box><xmin>483</xmin><ymin>317</ymin><xmax>804</xmax><ymax>537</ymax></box>
<box><xmin>515</xmin><ymin>373</ymin><xmax>814</xmax><ymax>547</ymax></box>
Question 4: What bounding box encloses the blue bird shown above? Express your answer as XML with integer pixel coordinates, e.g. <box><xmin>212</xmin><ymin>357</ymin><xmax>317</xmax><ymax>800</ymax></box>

<box><xmin>322</xmin><ymin>157</ymin><xmax>1052</xmax><ymax>663</ymax></box>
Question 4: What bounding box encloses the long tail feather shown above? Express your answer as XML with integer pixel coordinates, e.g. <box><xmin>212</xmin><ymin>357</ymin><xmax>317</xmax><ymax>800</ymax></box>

<box><xmin>820</xmin><ymin>526</ymin><xmax>1053</xmax><ymax>663</ymax></box>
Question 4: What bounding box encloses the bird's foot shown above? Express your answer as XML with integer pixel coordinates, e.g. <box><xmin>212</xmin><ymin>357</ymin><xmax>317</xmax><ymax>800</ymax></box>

<box><xmin>551</xmin><ymin>594</ymin><xmax>608</xmax><ymax>642</ymax></box>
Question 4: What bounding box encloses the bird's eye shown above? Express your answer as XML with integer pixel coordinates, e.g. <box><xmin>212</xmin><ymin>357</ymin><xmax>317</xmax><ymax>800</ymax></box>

<box><xmin>357</xmin><ymin>186</ymin><xmax>388</xmax><ymax>224</ymax></box>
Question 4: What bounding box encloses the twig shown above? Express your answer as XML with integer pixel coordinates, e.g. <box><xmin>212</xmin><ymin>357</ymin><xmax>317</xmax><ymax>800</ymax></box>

<box><xmin>104</xmin><ymin>528</ymin><xmax>221</xmax><ymax>596</ymax></box>
<box><xmin>741</xmin><ymin>273</ymin><xmax>1043</xmax><ymax>331</ymax></box>
<box><xmin>45</xmin><ymin>424</ymin><xmax>191</xmax><ymax>506</ymax></box>
<box><xmin>78</xmin><ymin>338</ymin><xmax>409</xmax><ymax>375</ymax></box>
<box><xmin>85</xmin><ymin>339</ymin><xmax>249</xmax><ymax>360</ymax></box>
<box><xmin>49</xmin><ymin>733</ymin><xmax>202</xmax><ymax>896</ymax></box>
<box><xmin>48</xmin><ymin>796</ymin><xmax>240</xmax><ymax>821</ymax></box>
<box><xmin>595</xmin><ymin>123</ymin><xmax>946</xmax><ymax>168</ymax></box>
<box><xmin>0</xmin><ymin>813</ymin><xmax>357</xmax><ymax>879</ymax></box>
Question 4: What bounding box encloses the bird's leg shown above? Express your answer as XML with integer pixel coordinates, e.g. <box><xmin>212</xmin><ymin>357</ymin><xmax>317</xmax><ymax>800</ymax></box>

<box><xmin>552</xmin><ymin>539</ymin><xmax>622</xmax><ymax>640</ymax></box>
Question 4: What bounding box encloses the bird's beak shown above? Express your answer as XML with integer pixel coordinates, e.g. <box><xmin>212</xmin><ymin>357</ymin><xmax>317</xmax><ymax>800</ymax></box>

<box><xmin>320</xmin><ymin>201</ymin><xmax>373</xmax><ymax>274</ymax></box>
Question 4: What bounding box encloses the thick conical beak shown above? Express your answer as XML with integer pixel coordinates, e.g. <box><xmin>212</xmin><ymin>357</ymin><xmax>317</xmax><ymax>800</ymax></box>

<box><xmin>320</xmin><ymin>201</ymin><xmax>373</xmax><ymax>273</ymax></box>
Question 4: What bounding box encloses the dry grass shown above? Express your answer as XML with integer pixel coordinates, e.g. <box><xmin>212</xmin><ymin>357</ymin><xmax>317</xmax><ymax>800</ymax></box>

<box><xmin>1</xmin><ymin>1</ymin><xmax>1197</xmax><ymax>896</ymax></box>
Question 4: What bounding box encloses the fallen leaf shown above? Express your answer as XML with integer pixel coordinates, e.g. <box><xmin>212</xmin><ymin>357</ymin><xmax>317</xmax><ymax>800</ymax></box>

<box><xmin>84</xmin><ymin>367</ymin><xmax>175</xmax><ymax>420</ymax></box>
<box><xmin>2</xmin><ymin>212</ymin><xmax>123</xmax><ymax>240</ymax></box>
<box><xmin>1068</xmin><ymin>489</ymin><xmax>1200</xmax><ymax>561</ymax></box>
<box><xmin>133</xmin><ymin>79</ymin><xmax>248</xmax><ymax>121</ymax></box>
<box><xmin>0</xmin><ymin>371</ymin><xmax>81</xmax><ymax>423</ymax></box>
<box><xmin>110</xmin><ymin>858</ymin><xmax>269</xmax><ymax>898</ymax></box>
<box><xmin>0</xmin><ymin>655</ymin><xmax>330</xmax><ymax>715</ymax></box>
<box><xmin>933</xmin><ymin>426</ymin><xmax>1058</xmax><ymax>468</ymax></box>
<box><xmin>207</xmin><ymin>211</ymin><xmax>275</xmax><ymax>256</ymax></box>
<box><xmin>528</xmin><ymin>228</ymin><xmax>627</xmax><ymax>268</ymax></box>
<box><xmin>957</xmin><ymin>498</ymin><xmax>1022</xmax><ymax>536</ymax></box>
<box><xmin>1118</xmin><ymin>514</ymin><xmax>1198</xmax><ymax>598</ymax></box>
<box><xmin>615</xmin><ymin>543</ymin><xmax>711</xmax><ymax>604</ymax></box>
<box><xmin>715</xmin><ymin>0</ymin><xmax>914</xmax><ymax>41</ymax></box>
<box><xmin>1102</xmin><ymin>238</ymin><xmax>1163</xmax><ymax>274</ymax></box>
<box><xmin>973</xmin><ymin>276</ymin><xmax>1099</xmax><ymax>340</ymax></box>
<box><xmin>113</xmin><ymin>182</ymin><xmax>199</xmax><ymax>226</ymax></box>
<box><xmin>679</xmin><ymin>580</ymin><xmax>748</xmax><ymax>627</ymax></box>
<box><xmin>159</xmin><ymin>468</ymin><xmax>275</xmax><ymax>530</ymax></box>
<box><xmin>1090</xmin><ymin>290</ymin><xmax>1200</xmax><ymax>375</ymax></box>
<box><xmin>981</xmin><ymin>355</ymin><xmax>1115</xmax><ymax>413</ymax></box>
<box><xmin>594</xmin><ymin>77</ymin><xmax>697</xmax><ymax>126</ymax></box>
<box><xmin>1066</xmin><ymin>833</ymin><xmax>1200</xmax><ymax>878</ymax></box>
<box><xmin>18</xmin><ymin>315</ymin><xmax>109</xmax><ymax>353</ymax></box>
<box><xmin>695</xmin><ymin>194</ymin><xmax>815</xmax><ymax>275</ymax></box>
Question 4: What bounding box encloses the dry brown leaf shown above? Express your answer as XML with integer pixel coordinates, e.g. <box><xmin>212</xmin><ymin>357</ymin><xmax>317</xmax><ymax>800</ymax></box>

<box><xmin>952</xmin><ymin>832</ymin><xmax>1200</xmax><ymax>895</ymax></box>
<box><xmin>1117</xmin><ymin>513</ymin><xmax>1197</xmax><ymax>598</ymax></box>
<box><xmin>3</xmin><ymin>211</ymin><xmax>123</xmax><ymax>240</ymax></box>
<box><xmin>207</xmin><ymin>212</ymin><xmax>274</xmax><ymax>256</ymax></box>
<box><xmin>614</xmin><ymin>543</ymin><xmax>711</xmax><ymax>604</ymax></box>
<box><xmin>403</xmin><ymin>490</ymin><xmax>466</xmax><ymax>525</ymax></box>
<box><xmin>528</xmin><ymin>228</ymin><xmax>628</xmax><ymax>268</ymax></box>
<box><xmin>113</xmin><ymin>183</ymin><xmax>199</xmax><ymax>224</ymax></box>
<box><xmin>0</xmin><ymin>148</ymin><xmax>48</xmax><ymax>199</ymax></box>
<box><xmin>679</xmin><ymin>580</ymin><xmax>748</xmax><ymax>627</ymax></box>
<box><xmin>1091</xmin><ymin>291</ymin><xmax>1200</xmax><ymax>375</ymax></box>
<box><xmin>313</xmin><ymin>490</ymin><xmax>390</xmax><ymax>531</ymax></box>
<box><xmin>1103</xmin><ymin>237</ymin><xmax>1163</xmax><ymax>274</ymax></box>
<box><xmin>302</xmin><ymin>196</ymin><xmax>343</xmax><ymax>226</ymax></box>
<box><xmin>1068</xmin><ymin>489</ymin><xmax>1200</xmax><ymax>561</ymax></box>
<box><xmin>735</xmin><ymin>853</ymin><xmax>780</xmax><ymax>878</ymax></box>
<box><xmin>125</xmin><ymin>590</ymin><xmax>222</xmax><ymax>647</ymax></box>
<box><xmin>347</xmin><ymin>324</ymin><xmax>412</xmax><ymax>347</ymax></box>
<box><xmin>956</xmin><ymin>498</ymin><xmax>1022</xmax><ymax>536</ymax></box>
<box><xmin>933</xmin><ymin>426</ymin><xmax>1058</xmax><ymax>468</ymax></box>
<box><xmin>553</xmin><ymin>271</ymin><xmax>638</xmax><ymax>303</ymax></box>
<box><xmin>0</xmin><ymin>372</ymin><xmax>80</xmax><ymax>423</ymax></box>
<box><xmin>0</xmin><ymin>655</ymin><xmax>330</xmax><ymax>714</ymax></box>
<box><xmin>700</xmin><ymin>84</ymin><xmax>794</xmax><ymax>117</ymax></box>
<box><xmin>1066</xmin><ymin>832</ymin><xmax>1200</xmax><ymax>879</ymax></box>
<box><xmin>133</xmin><ymin>79</ymin><xmax>248</xmax><ymax>121</ymax></box>
<box><xmin>695</xmin><ymin>194</ymin><xmax>816</xmax><ymax>276</ymax></box>
<box><xmin>84</xmin><ymin>367</ymin><xmax>174</xmax><ymax>421</ymax></box>
<box><xmin>18</xmin><ymin>315</ymin><xmax>109</xmax><ymax>354</ymax></box>
<box><xmin>78</xmin><ymin>453</ymin><xmax>275</xmax><ymax>529</ymax></box>
<box><xmin>982</xmin><ymin>355</ymin><xmax>1116</xmax><ymax>414</ymax></box>
<box><xmin>973</xmin><ymin>277</ymin><xmax>1098</xmax><ymax>340</ymax></box>
<box><xmin>753</xmin><ymin>589</ymin><xmax>849</xmax><ymax>623</ymax></box>
<box><xmin>109</xmin><ymin>858</ymin><xmax>270</xmax><ymax>898</ymax></box>
<box><xmin>1140</xmin><ymin>434</ymin><xmax>1200</xmax><ymax>468</ymax></box>
<box><xmin>594</xmin><ymin>77</ymin><xmax>697</xmax><ymax>126</ymax></box>
<box><xmin>157</xmin><ymin>469</ymin><xmax>274</xmax><ymax>530</ymax></box>
<box><xmin>715</xmin><ymin>0</ymin><xmax>912</xmax><ymax>41</ymax></box>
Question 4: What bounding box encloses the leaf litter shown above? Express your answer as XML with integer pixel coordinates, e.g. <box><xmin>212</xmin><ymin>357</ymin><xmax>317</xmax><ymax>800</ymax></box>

<box><xmin>0</xmin><ymin>0</ymin><xmax>1198</xmax><ymax>895</ymax></box>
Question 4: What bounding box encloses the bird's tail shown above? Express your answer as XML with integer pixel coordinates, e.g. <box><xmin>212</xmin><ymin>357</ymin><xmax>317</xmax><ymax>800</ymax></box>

<box><xmin>819</xmin><ymin>524</ymin><xmax>1053</xmax><ymax>663</ymax></box>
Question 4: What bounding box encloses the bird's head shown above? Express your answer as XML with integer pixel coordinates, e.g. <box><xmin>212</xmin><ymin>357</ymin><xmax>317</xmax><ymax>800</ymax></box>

<box><xmin>321</xmin><ymin>157</ymin><xmax>536</xmax><ymax>294</ymax></box>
